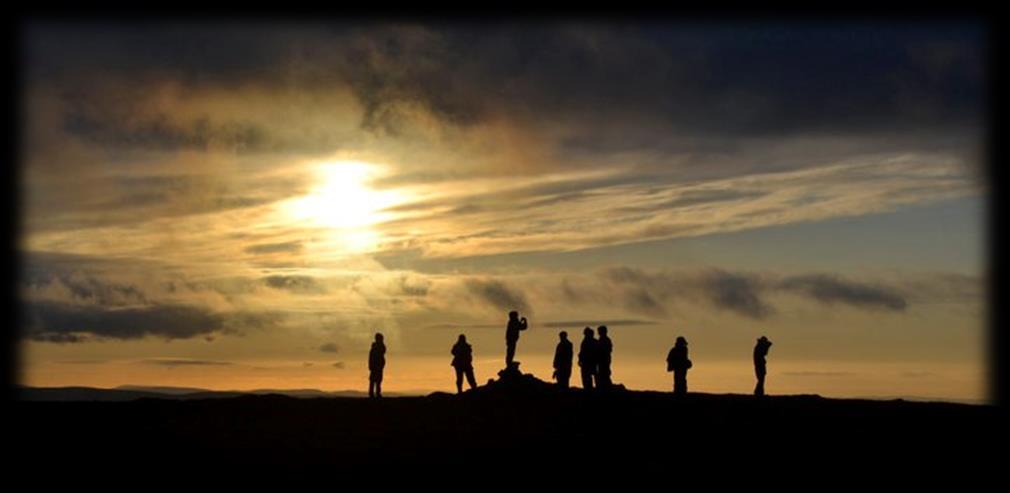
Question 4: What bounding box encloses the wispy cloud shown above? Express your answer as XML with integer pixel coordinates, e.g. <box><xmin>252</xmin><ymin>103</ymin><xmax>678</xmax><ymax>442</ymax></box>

<box><xmin>142</xmin><ymin>359</ymin><xmax>233</xmax><ymax>367</ymax></box>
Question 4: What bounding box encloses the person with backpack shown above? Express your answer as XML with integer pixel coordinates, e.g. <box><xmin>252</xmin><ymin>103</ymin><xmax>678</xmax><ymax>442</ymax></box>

<box><xmin>451</xmin><ymin>334</ymin><xmax>478</xmax><ymax>394</ymax></box>
<box><xmin>666</xmin><ymin>336</ymin><xmax>692</xmax><ymax>395</ymax></box>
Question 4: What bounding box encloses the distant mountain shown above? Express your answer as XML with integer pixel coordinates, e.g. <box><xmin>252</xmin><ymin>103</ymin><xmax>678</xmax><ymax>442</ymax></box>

<box><xmin>116</xmin><ymin>385</ymin><xmax>212</xmax><ymax>395</ymax></box>
<box><xmin>16</xmin><ymin>385</ymin><xmax>412</xmax><ymax>401</ymax></box>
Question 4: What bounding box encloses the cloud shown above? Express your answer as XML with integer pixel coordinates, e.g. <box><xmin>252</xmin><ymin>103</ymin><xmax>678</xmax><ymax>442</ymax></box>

<box><xmin>142</xmin><ymin>359</ymin><xmax>233</xmax><ymax>367</ymax></box>
<box><xmin>332</xmin><ymin>361</ymin><xmax>345</xmax><ymax>369</ymax></box>
<box><xmin>424</xmin><ymin>319</ymin><xmax>656</xmax><ymax>330</ymax></box>
<box><xmin>23</xmin><ymin>300</ymin><xmax>227</xmax><ymax>342</ymax></box>
<box><xmin>244</xmin><ymin>241</ymin><xmax>304</xmax><ymax>255</ymax></box>
<box><xmin>319</xmin><ymin>343</ymin><xmax>340</xmax><ymax>353</ymax></box>
<box><xmin>778</xmin><ymin>274</ymin><xmax>907</xmax><ymax>311</ymax></box>
<box><xmin>260</xmin><ymin>275</ymin><xmax>326</xmax><ymax>294</ymax></box>
<box><xmin>703</xmin><ymin>269</ymin><xmax>774</xmax><ymax>319</ymax></box>
<box><xmin>464</xmin><ymin>279</ymin><xmax>532</xmax><ymax>315</ymax></box>
<box><xmin>596</xmin><ymin>266</ymin><xmax>919</xmax><ymax>319</ymax></box>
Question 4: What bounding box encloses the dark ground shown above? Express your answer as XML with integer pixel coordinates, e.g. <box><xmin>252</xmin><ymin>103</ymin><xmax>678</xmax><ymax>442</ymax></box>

<box><xmin>12</xmin><ymin>373</ymin><xmax>1004</xmax><ymax>478</ymax></box>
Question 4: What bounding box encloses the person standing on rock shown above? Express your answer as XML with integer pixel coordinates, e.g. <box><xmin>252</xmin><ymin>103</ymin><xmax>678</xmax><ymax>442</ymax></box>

<box><xmin>504</xmin><ymin>310</ymin><xmax>528</xmax><ymax>367</ymax></box>
<box><xmin>666</xmin><ymin>336</ymin><xmax>692</xmax><ymax>396</ymax></box>
<box><xmin>578</xmin><ymin>327</ymin><xmax>598</xmax><ymax>391</ymax></box>
<box><xmin>553</xmin><ymin>331</ymin><xmax>573</xmax><ymax>389</ymax></box>
<box><xmin>596</xmin><ymin>325</ymin><xmax>613</xmax><ymax>390</ymax></box>
<box><xmin>754</xmin><ymin>336</ymin><xmax>773</xmax><ymax>396</ymax></box>
<box><xmin>451</xmin><ymin>334</ymin><xmax>478</xmax><ymax>394</ymax></box>
<box><xmin>368</xmin><ymin>332</ymin><xmax>386</xmax><ymax>398</ymax></box>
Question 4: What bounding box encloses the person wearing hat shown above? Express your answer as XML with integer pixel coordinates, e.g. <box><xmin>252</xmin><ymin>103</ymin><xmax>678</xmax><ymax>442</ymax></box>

<box><xmin>666</xmin><ymin>336</ymin><xmax>692</xmax><ymax>395</ymax></box>
<box><xmin>753</xmin><ymin>336</ymin><xmax>773</xmax><ymax>396</ymax></box>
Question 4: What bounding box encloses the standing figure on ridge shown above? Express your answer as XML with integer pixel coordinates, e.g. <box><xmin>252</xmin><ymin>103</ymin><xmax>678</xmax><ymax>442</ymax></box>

<box><xmin>754</xmin><ymin>336</ymin><xmax>773</xmax><ymax>396</ymax></box>
<box><xmin>504</xmin><ymin>310</ymin><xmax>528</xmax><ymax>367</ymax></box>
<box><xmin>666</xmin><ymin>336</ymin><xmax>692</xmax><ymax>396</ymax></box>
<box><xmin>553</xmin><ymin>331</ymin><xmax>573</xmax><ymax>389</ymax></box>
<box><xmin>451</xmin><ymin>334</ymin><xmax>478</xmax><ymax>394</ymax></box>
<box><xmin>596</xmin><ymin>325</ymin><xmax>613</xmax><ymax>390</ymax></box>
<box><xmin>578</xmin><ymin>327</ymin><xmax>598</xmax><ymax>391</ymax></box>
<box><xmin>368</xmin><ymin>332</ymin><xmax>386</xmax><ymax>398</ymax></box>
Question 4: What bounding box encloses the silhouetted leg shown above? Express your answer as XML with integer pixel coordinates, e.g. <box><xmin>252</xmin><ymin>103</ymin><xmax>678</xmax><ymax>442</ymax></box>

<box><xmin>755</xmin><ymin>366</ymin><xmax>765</xmax><ymax>396</ymax></box>
<box><xmin>598</xmin><ymin>365</ymin><xmax>611</xmax><ymax>389</ymax></box>
<box><xmin>674</xmin><ymin>370</ymin><xmax>687</xmax><ymax>395</ymax></box>
<box><xmin>455</xmin><ymin>367</ymin><xmax>463</xmax><ymax>394</ymax></box>
<box><xmin>506</xmin><ymin>341</ymin><xmax>516</xmax><ymax>366</ymax></box>
<box><xmin>581</xmin><ymin>368</ymin><xmax>594</xmax><ymax>390</ymax></box>
<box><xmin>559</xmin><ymin>369</ymin><xmax>570</xmax><ymax>389</ymax></box>
<box><xmin>465</xmin><ymin>368</ymin><xmax>477</xmax><ymax>390</ymax></box>
<box><xmin>369</xmin><ymin>380</ymin><xmax>375</xmax><ymax>398</ymax></box>
<box><xmin>376</xmin><ymin>376</ymin><xmax>382</xmax><ymax>398</ymax></box>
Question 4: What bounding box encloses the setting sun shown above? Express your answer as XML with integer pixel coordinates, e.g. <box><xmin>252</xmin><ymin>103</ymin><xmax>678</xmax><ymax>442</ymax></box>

<box><xmin>287</xmin><ymin>160</ymin><xmax>401</xmax><ymax>230</ymax></box>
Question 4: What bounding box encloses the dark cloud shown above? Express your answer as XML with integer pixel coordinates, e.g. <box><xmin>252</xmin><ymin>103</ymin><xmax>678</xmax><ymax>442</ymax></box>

<box><xmin>332</xmin><ymin>361</ymin><xmax>345</xmax><ymax>369</ymax></box>
<box><xmin>142</xmin><ymin>359</ymin><xmax>233</xmax><ymax>367</ymax></box>
<box><xmin>621</xmin><ymin>287</ymin><xmax>668</xmax><ymax>318</ymax></box>
<box><xmin>22</xmin><ymin>255</ymin><xmax>149</xmax><ymax>307</ymax></box>
<box><xmin>778</xmin><ymin>274</ymin><xmax>907</xmax><ymax>311</ymax></box>
<box><xmin>261</xmin><ymin>275</ymin><xmax>326</xmax><ymax>294</ymax></box>
<box><xmin>464</xmin><ymin>279</ymin><xmax>532</xmax><ymax>314</ymax></box>
<box><xmin>600</xmin><ymin>266</ymin><xmax>912</xmax><ymax>319</ymax></box>
<box><xmin>25</xmin><ymin>23</ymin><xmax>982</xmax><ymax>154</ymax></box>
<box><xmin>703</xmin><ymin>269</ymin><xmax>774</xmax><ymax>319</ymax></box>
<box><xmin>244</xmin><ymin>241</ymin><xmax>304</xmax><ymax>255</ymax></box>
<box><xmin>24</xmin><ymin>300</ymin><xmax>226</xmax><ymax>342</ymax></box>
<box><xmin>319</xmin><ymin>343</ymin><xmax>339</xmax><ymax>353</ymax></box>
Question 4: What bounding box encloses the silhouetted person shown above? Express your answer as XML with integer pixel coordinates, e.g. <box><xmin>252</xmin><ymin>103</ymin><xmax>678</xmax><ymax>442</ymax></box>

<box><xmin>451</xmin><ymin>334</ymin><xmax>478</xmax><ymax>394</ymax></box>
<box><xmin>505</xmin><ymin>310</ymin><xmax>528</xmax><ymax>367</ymax></box>
<box><xmin>666</xmin><ymin>336</ymin><xmax>692</xmax><ymax>395</ymax></box>
<box><xmin>368</xmin><ymin>333</ymin><xmax>386</xmax><ymax>398</ymax></box>
<box><xmin>578</xmin><ymin>327</ymin><xmax>598</xmax><ymax>390</ymax></box>
<box><xmin>754</xmin><ymin>336</ymin><xmax>773</xmax><ymax>396</ymax></box>
<box><xmin>596</xmin><ymin>325</ymin><xmax>613</xmax><ymax>390</ymax></box>
<box><xmin>553</xmin><ymin>331</ymin><xmax>573</xmax><ymax>389</ymax></box>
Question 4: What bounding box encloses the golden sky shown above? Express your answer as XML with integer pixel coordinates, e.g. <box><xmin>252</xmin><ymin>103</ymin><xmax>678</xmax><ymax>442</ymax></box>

<box><xmin>18</xmin><ymin>22</ymin><xmax>989</xmax><ymax>402</ymax></box>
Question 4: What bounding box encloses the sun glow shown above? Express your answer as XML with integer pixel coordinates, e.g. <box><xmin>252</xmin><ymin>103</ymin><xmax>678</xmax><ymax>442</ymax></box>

<box><xmin>283</xmin><ymin>160</ymin><xmax>405</xmax><ymax>252</ymax></box>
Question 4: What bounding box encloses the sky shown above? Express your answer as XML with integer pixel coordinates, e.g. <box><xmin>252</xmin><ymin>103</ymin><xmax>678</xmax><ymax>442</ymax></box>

<box><xmin>18</xmin><ymin>21</ymin><xmax>989</xmax><ymax>402</ymax></box>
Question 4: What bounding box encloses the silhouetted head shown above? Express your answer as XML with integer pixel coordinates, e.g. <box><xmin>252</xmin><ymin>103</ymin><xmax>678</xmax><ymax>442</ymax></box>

<box><xmin>758</xmin><ymin>336</ymin><xmax>769</xmax><ymax>343</ymax></box>
<box><xmin>598</xmin><ymin>325</ymin><xmax>608</xmax><ymax>336</ymax></box>
<box><xmin>509</xmin><ymin>311</ymin><xmax>518</xmax><ymax>320</ymax></box>
<box><xmin>676</xmin><ymin>336</ymin><xmax>687</xmax><ymax>347</ymax></box>
<box><xmin>458</xmin><ymin>334</ymin><xmax>466</xmax><ymax>343</ymax></box>
<box><xmin>375</xmin><ymin>333</ymin><xmax>384</xmax><ymax>342</ymax></box>
<box><xmin>559</xmin><ymin>331</ymin><xmax>568</xmax><ymax>341</ymax></box>
<box><xmin>584</xmin><ymin>327</ymin><xmax>594</xmax><ymax>337</ymax></box>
